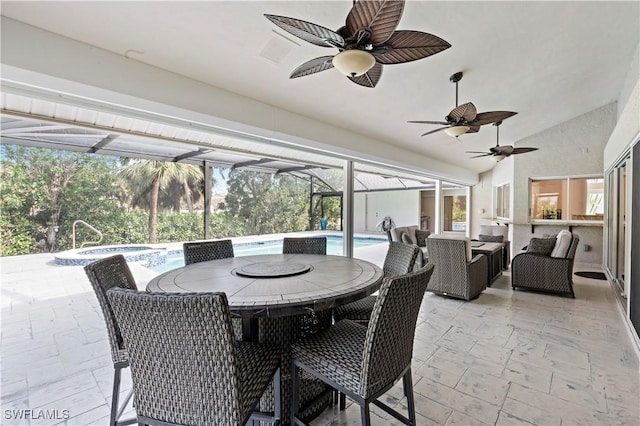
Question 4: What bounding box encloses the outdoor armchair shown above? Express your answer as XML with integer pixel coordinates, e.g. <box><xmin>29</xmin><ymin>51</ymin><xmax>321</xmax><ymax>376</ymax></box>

<box><xmin>512</xmin><ymin>233</ymin><xmax>580</xmax><ymax>297</ymax></box>
<box><xmin>426</xmin><ymin>234</ymin><xmax>488</xmax><ymax>300</ymax></box>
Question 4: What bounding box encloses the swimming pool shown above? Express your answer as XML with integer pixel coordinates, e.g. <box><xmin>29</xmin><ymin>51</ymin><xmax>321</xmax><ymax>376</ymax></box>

<box><xmin>150</xmin><ymin>235</ymin><xmax>387</xmax><ymax>273</ymax></box>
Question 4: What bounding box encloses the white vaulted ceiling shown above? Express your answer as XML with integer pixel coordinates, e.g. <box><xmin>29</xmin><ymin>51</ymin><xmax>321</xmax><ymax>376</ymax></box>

<box><xmin>1</xmin><ymin>1</ymin><xmax>638</xmax><ymax>179</ymax></box>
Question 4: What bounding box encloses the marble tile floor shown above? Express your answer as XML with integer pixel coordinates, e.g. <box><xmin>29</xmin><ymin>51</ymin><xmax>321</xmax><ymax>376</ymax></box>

<box><xmin>1</xmin><ymin>253</ymin><xmax>638</xmax><ymax>425</ymax></box>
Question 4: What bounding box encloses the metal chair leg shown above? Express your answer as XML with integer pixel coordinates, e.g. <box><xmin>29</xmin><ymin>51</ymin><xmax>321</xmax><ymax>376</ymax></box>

<box><xmin>360</xmin><ymin>403</ymin><xmax>371</xmax><ymax>426</ymax></box>
<box><xmin>403</xmin><ymin>370</ymin><xmax>416</xmax><ymax>425</ymax></box>
<box><xmin>111</xmin><ymin>364</ymin><xmax>136</xmax><ymax>426</ymax></box>
<box><xmin>111</xmin><ymin>367</ymin><xmax>122</xmax><ymax>426</ymax></box>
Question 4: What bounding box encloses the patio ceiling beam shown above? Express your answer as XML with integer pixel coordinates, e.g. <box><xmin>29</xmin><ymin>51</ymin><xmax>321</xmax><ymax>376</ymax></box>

<box><xmin>88</xmin><ymin>134</ymin><xmax>120</xmax><ymax>154</ymax></box>
<box><xmin>277</xmin><ymin>165</ymin><xmax>326</xmax><ymax>174</ymax></box>
<box><xmin>1</xmin><ymin>124</ymin><xmax>71</xmax><ymax>134</ymax></box>
<box><xmin>173</xmin><ymin>148</ymin><xmax>214</xmax><ymax>162</ymax></box>
<box><xmin>231</xmin><ymin>158</ymin><xmax>276</xmax><ymax>169</ymax></box>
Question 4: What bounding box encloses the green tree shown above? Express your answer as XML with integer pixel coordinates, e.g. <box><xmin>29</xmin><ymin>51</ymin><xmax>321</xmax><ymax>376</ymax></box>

<box><xmin>225</xmin><ymin>170</ymin><xmax>309</xmax><ymax>235</ymax></box>
<box><xmin>0</xmin><ymin>145</ymin><xmax>125</xmax><ymax>254</ymax></box>
<box><xmin>119</xmin><ymin>160</ymin><xmax>203</xmax><ymax>243</ymax></box>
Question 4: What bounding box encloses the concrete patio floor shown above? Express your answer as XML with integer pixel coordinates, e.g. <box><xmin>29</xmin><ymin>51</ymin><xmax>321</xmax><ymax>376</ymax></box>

<box><xmin>1</xmin><ymin>248</ymin><xmax>638</xmax><ymax>425</ymax></box>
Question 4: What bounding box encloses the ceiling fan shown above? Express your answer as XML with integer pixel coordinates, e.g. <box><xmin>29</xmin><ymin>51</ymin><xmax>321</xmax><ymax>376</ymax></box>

<box><xmin>408</xmin><ymin>71</ymin><xmax>518</xmax><ymax>137</ymax></box>
<box><xmin>467</xmin><ymin>121</ymin><xmax>538</xmax><ymax>162</ymax></box>
<box><xmin>265</xmin><ymin>0</ymin><xmax>451</xmax><ymax>88</ymax></box>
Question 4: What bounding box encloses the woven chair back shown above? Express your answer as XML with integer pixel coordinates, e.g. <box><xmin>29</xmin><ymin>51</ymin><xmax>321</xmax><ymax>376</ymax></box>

<box><xmin>426</xmin><ymin>238</ymin><xmax>469</xmax><ymax>289</ymax></box>
<box><xmin>183</xmin><ymin>239</ymin><xmax>234</xmax><ymax>265</ymax></box>
<box><xmin>383</xmin><ymin>242</ymin><xmax>420</xmax><ymax>277</ymax></box>
<box><xmin>107</xmin><ymin>289</ymin><xmax>243</xmax><ymax>425</ymax></box>
<box><xmin>282</xmin><ymin>237</ymin><xmax>327</xmax><ymax>255</ymax></box>
<box><xmin>360</xmin><ymin>264</ymin><xmax>435</xmax><ymax>397</ymax></box>
<box><xmin>84</xmin><ymin>255</ymin><xmax>137</xmax><ymax>364</ymax></box>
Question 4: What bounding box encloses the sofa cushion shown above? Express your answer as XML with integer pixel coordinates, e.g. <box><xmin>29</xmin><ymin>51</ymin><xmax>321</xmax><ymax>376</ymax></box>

<box><xmin>428</xmin><ymin>233</ymin><xmax>472</xmax><ymax>261</ymax></box>
<box><xmin>527</xmin><ymin>238</ymin><xmax>556</xmax><ymax>256</ymax></box>
<box><xmin>415</xmin><ymin>229</ymin><xmax>430</xmax><ymax>247</ymax></box>
<box><xmin>401</xmin><ymin>232</ymin><xmax>413</xmax><ymax>245</ymax></box>
<box><xmin>551</xmin><ymin>230</ymin><xmax>573</xmax><ymax>258</ymax></box>
<box><xmin>479</xmin><ymin>234</ymin><xmax>504</xmax><ymax>243</ymax></box>
<box><xmin>391</xmin><ymin>225</ymin><xmax>418</xmax><ymax>245</ymax></box>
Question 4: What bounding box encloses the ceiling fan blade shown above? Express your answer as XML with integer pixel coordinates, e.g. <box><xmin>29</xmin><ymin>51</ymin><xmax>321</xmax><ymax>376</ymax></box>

<box><xmin>421</xmin><ymin>126</ymin><xmax>449</xmax><ymax>137</ymax></box>
<box><xmin>467</xmin><ymin>111</ymin><xmax>518</xmax><ymax>126</ymax></box>
<box><xmin>265</xmin><ymin>15</ymin><xmax>344</xmax><ymax>48</ymax></box>
<box><xmin>511</xmin><ymin>147</ymin><xmax>539</xmax><ymax>155</ymax></box>
<box><xmin>493</xmin><ymin>145</ymin><xmax>515</xmax><ymax>155</ymax></box>
<box><xmin>447</xmin><ymin>102</ymin><xmax>477</xmax><ymax>123</ymax></box>
<box><xmin>373</xmin><ymin>31</ymin><xmax>451</xmax><ymax>64</ymax></box>
<box><xmin>407</xmin><ymin>120</ymin><xmax>449</xmax><ymax>125</ymax></box>
<box><xmin>290</xmin><ymin>56</ymin><xmax>335</xmax><ymax>79</ymax></box>
<box><xmin>465</xmin><ymin>151</ymin><xmax>490</xmax><ymax>154</ymax></box>
<box><xmin>346</xmin><ymin>0</ymin><xmax>404</xmax><ymax>45</ymax></box>
<box><xmin>348</xmin><ymin>63</ymin><xmax>383</xmax><ymax>88</ymax></box>
<box><xmin>467</xmin><ymin>125</ymin><xmax>480</xmax><ymax>133</ymax></box>
<box><xmin>469</xmin><ymin>153</ymin><xmax>492</xmax><ymax>158</ymax></box>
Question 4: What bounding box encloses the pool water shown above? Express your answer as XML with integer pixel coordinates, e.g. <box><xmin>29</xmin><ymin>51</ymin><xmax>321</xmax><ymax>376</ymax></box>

<box><xmin>150</xmin><ymin>235</ymin><xmax>386</xmax><ymax>273</ymax></box>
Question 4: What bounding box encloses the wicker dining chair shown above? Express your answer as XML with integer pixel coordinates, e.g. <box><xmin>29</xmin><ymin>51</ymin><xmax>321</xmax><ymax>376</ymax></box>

<box><xmin>84</xmin><ymin>255</ymin><xmax>137</xmax><ymax>426</ymax></box>
<box><xmin>106</xmin><ymin>289</ymin><xmax>282</xmax><ymax>426</ymax></box>
<box><xmin>183</xmin><ymin>239</ymin><xmax>234</xmax><ymax>265</ymax></box>
<box><xmin>291</xmin><ymin>264</ymin><xmax>435</xmax><ymax>426</ymax></box>
<box><xmin>282</xmin><ymin>236</ymin><xmax>329</xmax><ymax>335</ymax></box>
<box><xmin>183</xmin><ymin>239</ymin><xmax>244</xmax><ymax>339</ymax></box>
<box><xmin>333</xmin><ymin>242</ymin><xmax>421</xmax><ymax>325</ymax></box>
<box><xmin>282</xmin><ymin>237</ymin><xmax>327</xmax><ymax>255</ymax></box>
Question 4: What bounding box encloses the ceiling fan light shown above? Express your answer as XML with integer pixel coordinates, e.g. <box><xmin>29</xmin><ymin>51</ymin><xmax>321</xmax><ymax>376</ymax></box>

<box><xmin>444</xmin><ymin>125</ymin><xmax>470</xmax><ymax>137</ymax></box>
<box><xmin>492</xmin><ymin>154</ymin><xmax>507</xmax><ymax>162</ymax></box>
<box><xmin>332</xmin><ymin>50</ymin><xmax>375</xmax><ymax>77</ymax></box>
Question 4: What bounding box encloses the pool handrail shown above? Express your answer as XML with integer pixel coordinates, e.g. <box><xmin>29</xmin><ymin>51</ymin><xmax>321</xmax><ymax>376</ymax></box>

<box><xmin>73</xmin><ymin>220</ymin><xmax>104</xmax><ymax>249</ymax></box>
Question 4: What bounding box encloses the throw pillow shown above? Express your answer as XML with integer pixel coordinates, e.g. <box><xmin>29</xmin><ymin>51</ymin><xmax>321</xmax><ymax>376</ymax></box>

<box><xmin>551</xmin><ymin>230</ymin><xmax>573</xmax><ymax>258</ymax></box>
<box><xmin>526</xmin><ymin>238</ymin><xmax>557</xmax><ymax>256</ymax></box>
<box><xmin>401</xmin><ymin>232</ymin><xmax>413</xmax><ymax>245</ymax></box>
<box><xmin>479</xmin><ymin>234</ymin><xmax>504</xmax><ymax>243</ymax></box>
<box><xmin>415</xmin><ymin>230</ymin><xmax>430</xmax><ymax>247</ymax></box>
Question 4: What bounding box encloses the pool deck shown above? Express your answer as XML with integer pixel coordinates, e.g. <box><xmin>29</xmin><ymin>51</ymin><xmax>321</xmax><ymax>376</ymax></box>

<box><xmin>2</xmin><ymin>233</ymin><xmax>639</xmax><ymax>425</ymax></box>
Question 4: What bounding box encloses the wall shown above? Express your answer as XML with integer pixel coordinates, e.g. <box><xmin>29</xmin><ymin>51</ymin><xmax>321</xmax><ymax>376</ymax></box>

<box><xmin>509</xmin><ymin>103</ymin><xmax>616</xmax><ymax>266</ymax></box>
<box><xmin>353</xmin><ymin>191</ymin><xmax>420</xmax><ymax>234</ymax></box>
<box><xmin>471</xmin><ymin>171</ymin><xmax>494</xmax><ymax>238</ymax></box>
<box><xmin>605</xmin><ymin>45</ymin><xmax>640</xmax><ymax>169</ymax></box>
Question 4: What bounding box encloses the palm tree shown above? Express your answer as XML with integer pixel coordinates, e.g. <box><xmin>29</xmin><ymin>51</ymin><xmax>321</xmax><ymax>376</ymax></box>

<box><xmin>119</xmin><ymin>160</ymin><xmax>203</xmax><ymax>243</ymax></box>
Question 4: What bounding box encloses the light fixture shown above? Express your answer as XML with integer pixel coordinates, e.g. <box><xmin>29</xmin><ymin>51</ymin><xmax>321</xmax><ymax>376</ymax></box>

<box><xmin>444</xmin><ymin>125</ymin><xmax>470</xmax><ymax>137</ymax></box>
<box><xmin>332</xmin><ymin>49</ymin><xmax>376</xmax><ymax>77</ymax></box>
<box><xmin>492</xmin><ymin>154</ymin><xmax>507</xmax><ymax>162</ymax></box>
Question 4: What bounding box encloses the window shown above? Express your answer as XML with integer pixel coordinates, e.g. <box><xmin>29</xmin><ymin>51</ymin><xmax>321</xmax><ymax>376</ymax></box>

<box><xmin>529</xmin><ymin>176</ymin><xmax>604</xmax><ymax>222</ymax></box>
<box><xmin>495</xmin><ymin>183</ymin><xmax>510</xmax><ymax>219</ymax></box>
<box><xmin>444</xmin><ymin>194</ymin><xmax>466</xmax><ymax>232</ymax></box>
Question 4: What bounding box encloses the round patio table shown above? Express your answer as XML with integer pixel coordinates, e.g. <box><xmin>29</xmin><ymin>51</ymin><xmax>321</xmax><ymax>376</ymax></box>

<box><xmin>146</xmin><ymin>253</ymin><xmax>383</xmax><ymax>424</ymax></box>
<box><xmin>147</xmin><ymin>253</ymin><xmax>383</xmax><ymax>319</ymax></box>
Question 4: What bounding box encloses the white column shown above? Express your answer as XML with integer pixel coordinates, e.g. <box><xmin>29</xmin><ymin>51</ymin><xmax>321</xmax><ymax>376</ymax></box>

<box><xmin>343</xmin><ymin>160</ymin><xmax>354</xmax><ymax>258</ymax></box>
<box><xmin>204</xmin><ymin>161</ymin><xmax>212</xmax><ymax>239</ymax></box>
<box><xmin>466</xmin><ymin>185</ymin><xmax>472</xmax><ymax>238</ymax></box>
<box><xmin>435</xmin><ymin>180</ymin><xmax>442</xmax><ymax>234</ymax></box>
